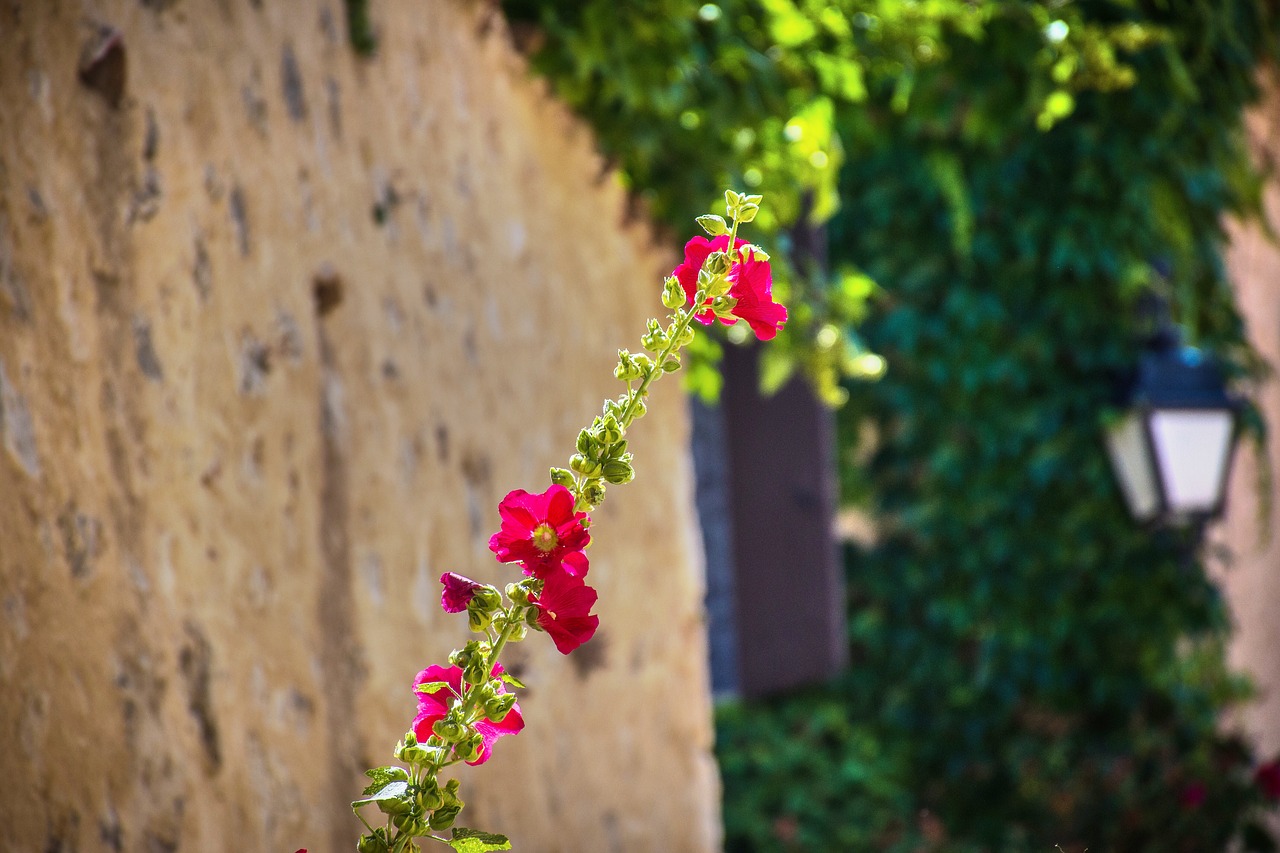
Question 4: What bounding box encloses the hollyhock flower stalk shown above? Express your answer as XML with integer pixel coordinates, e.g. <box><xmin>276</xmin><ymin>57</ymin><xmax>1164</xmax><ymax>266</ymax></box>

<box><xmin>351</xmin><ymin>191</ymin><xmax>783</xmax><ymax>853</ymax></box>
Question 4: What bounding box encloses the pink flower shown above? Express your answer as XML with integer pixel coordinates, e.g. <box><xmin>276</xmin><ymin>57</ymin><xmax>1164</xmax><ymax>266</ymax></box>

<box><xmin>726</xmin><ymin>250</ymin><xmax>787</xmax><ymax>341</ymax></box>
<box><xmin>440</xmin><ymin>572</ymin><xmax>483</xmax><ymax>613</ymax></box>
<box><xmin>412</xmin><ymin>664</ymin><xmax>524</xmax><ymax>766</ymax></box>
<box><xmin>672</xmin><ymin>234</ymin><xmax>729</xmax><ymax>324</ymax></box>
<box><xmin>530</xmin><ymin>570</ymin><xmax>600</xmax><ymax>655</ymax></box>
<box><xmin>488</xmin><ymin>484</ymin><xmax>590</xmax><ymax>577</ymax></box>
<box><xmin>1256</xmin><ymin>759</ymin><xmax>1280</xmax><ymax>801</ymax></box>
<box><xmin>671</xmin><ymin>235</ymin><xmax>787</xmax><ymax>340</ymax></box>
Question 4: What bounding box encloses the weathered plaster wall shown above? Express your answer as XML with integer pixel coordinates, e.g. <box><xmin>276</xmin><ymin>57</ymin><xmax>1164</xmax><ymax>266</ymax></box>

<box><xmin>0</xmin><ymin>2</ymin><xmax>719</xmax><ymax>851</ymax></box>
<box><xmin>1215</xmin><ymin>70</ymin><xmax>1280</xmax><ymax>762</ymax></box>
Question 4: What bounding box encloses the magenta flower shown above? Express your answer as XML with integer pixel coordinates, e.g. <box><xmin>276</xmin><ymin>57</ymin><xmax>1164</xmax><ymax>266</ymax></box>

<box><xmin>672</xmin><ymin>234</ymin><xmax>729</xmax><ymax>323</ymax></box>
<box><xmin>1256</xmin><ymin>759</ymin><xmax>1280</xmax><ymax>801</ymax></box>
<box><xmin>671</xmin><ymin>235</ymin><xmax>787</xmax><ymax>340</ymax></box>
<box><xmin>726</xmin><ymin>250</ymin><xmax>787</xmax><ymax>341</ymax></box>
<box><xmin>412</xmin><ymin>664</ymin><xmax>523</xmax><ymax>766</ymax></box>
<box><xmin>529</xmin><ymin>570</ymin><xmax>600</xmax><ymax>655</ymax></box>
<box><xmin>488</xmin><ymin>484</ymin><xmax>590</xmax><ymax>577</ymax></box>
<box><xmin>439</xmin><ymin>572</ymin><xmax>484</xmax><ymax>613</ymax></box>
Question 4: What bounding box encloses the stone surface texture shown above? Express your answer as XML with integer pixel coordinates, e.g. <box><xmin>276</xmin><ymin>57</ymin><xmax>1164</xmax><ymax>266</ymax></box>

<box><xmin>0</xmin><ymin>2</ymin><xmax>719</xmax><ymax>851</ymax></box>
<box><xmin>1216</xmin><ymin>69</ymin><xmax>1280</xmax><ymax>767</ymax></box>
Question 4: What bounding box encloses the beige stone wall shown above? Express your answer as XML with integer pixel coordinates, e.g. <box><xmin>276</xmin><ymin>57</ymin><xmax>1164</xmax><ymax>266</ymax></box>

<box><xmin>0</xmin><ymin>2</ymin><xmax>719</xmax><ymax>851</ymax></box>
<box><xmin>1215</xmin><ymin>70</ymin><xmax>1280</xmax><ymax>762</ymax></box>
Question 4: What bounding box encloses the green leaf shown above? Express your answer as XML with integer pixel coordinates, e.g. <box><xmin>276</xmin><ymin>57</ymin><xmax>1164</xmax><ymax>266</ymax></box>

<box><xmin>415</xmin><ymin>681</ymin><xmax>450</xmax><ymax>695</ymax></box>
<box><xmin>696</xmin><ymin>214</ymin><xmax>729</xmax><ymax>236</ymax></box>
<box><xmin>361</xmin><ymin>766</ymin><xmax>409</xmax><ymax>795</ymax></box>
<box><xmin>352</xmin><ymin>780</ymin><xmax>409</xmax><ymax>809</ymax></box>
<box><xmin>447</xmin><ymin>827</ymin><xmax>512</xmax><ymax>852</ymax></box>
<box><xmin>497</xmin><ymin>671</ymin><xmax>526</xmax><ymax>690</ymax></box>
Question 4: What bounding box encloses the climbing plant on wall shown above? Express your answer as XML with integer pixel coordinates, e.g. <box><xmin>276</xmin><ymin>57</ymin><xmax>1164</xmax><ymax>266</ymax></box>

<box><xmin>504</xmin><ymin>1</ymin><xmax>1280</xmax><ymax>850</ymax></box>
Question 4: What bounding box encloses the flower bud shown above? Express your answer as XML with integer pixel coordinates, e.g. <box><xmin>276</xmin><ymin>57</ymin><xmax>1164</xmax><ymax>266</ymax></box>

<box><xmin>602</xmin><ymin>460</ymin><xmax>635</xmax><ymax>485</ymax></box>
<box><xmin>463</xmin><ymin>656</ymin><xmax>488</xmax><ymax>686</ymax></box>
<box><xmin>569</xmin><ymin>454</ymin><xmax>603</xmax><ymax>477</ymax></box>
<box><xmin>396</xmin><ymin>741</ymin><xmax>432</xmax><ymax>764</ymax></box>
<box><xmin>696</xmin><ymin>214</ymin><xmax>729</xmax><ymax>236</ymax></box>
<box><xmin>576</xmin><ymin>428</ymin><xmax>595</xmax><ymax>456</ymax></box>
<box><xmin>449</xmin><ymin>640</ymin><xmax>489</xmax><ymax>669</ymax></box>
<box><xmin>471</xmin><ymin>585</ymin><xmax>501</xmax><ymax>612</ymax></box>
<box><xmin>454</xmin><ymin>731</ymin><xmax>484</xmax><ymax>764</ymax></box>
<box><xmin>675</xmin><ymin>324</ymin><xmax>696</xmax><ymax>346</ymax></box>
<box><xmin>549</xmin><ymin>467</ymin><xmax>576</xmax><ymax>488</ymax></box>
<box><xmin>582</xmin><ymin>480</ymin><xmax>607</xmax><ymax>507</ymax></box>
<box><xmin>432</xmin><ymin>717</ymin><xmax>466</xmax><ymax>743</ymax></box>
<box><xmin>358</xmin><ymin>831</ymin><xmax>392</xmax><ymax>853</ymax></box>
<box><xmin>661</xmin><ymin>356</ymin><xmax>681</xmax><ymax>373</ymax></box>
<box><xmin>484</xmin><ymin>692</ymin><xmax>518</xmax><ymax>722</ymax></box>
<box><xmin>417</xmin><ymin>779</ymin><xmax>445</xmax><ymax>812</ymax></box>
<box><xmin>403</xmin><ymin>731</ymin><xmax>419</xmax><ymax>748</ymax></box>
<box><xmin>505</xmin><ymin>620</ymin><xmax>527</xmax><ymax>642</ymax></box>
<box><xmin>662</xmin><ymin>276</ymin><xmax>685</xmax><ymax>310</ymax></box>
<box><xmin>614</xmin><ymin>350</ymin><xmax>645</xmax><ymax>381</ymax></box>
<box><xmin>712</xmin><ymin>295</ymin><xmax>738</xmax><ymax>317</ymax></box>
<box><xmin>526</xmin><ymin>607</ymin><xmax>545</xmax><ymax>630</ymax></box>
<box><xmin>429</xmin><ymin>802</ymin><xmax>462</xmax><ymax>831</ymax></box>
<box><xmin>600</xmin><ymin>416</ymin><xmax>623</xmax><ymax>445</ymax></box>
<box><xmin>704</xmin><ymin>251</ymin><xmax>731</xmax><ymax>276</ymax></box>
<box><xmin>392</xmin><ymin>813</ymin><xmax>423</xmax><ymax>834</ymax></box>
<box><xmin>466</xmin><ymin>605</ymin><xmax>492</xmax><ymax>633</ymax></box>
<box><xmin>505</xmin><ymin>581</ymin><xmax>533</xmax><ymax>605</ymax></box>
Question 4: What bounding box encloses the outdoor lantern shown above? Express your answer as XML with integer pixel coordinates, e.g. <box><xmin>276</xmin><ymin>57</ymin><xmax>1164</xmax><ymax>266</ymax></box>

<box><xmin>1104</xmin><ymin>310</ymin><xmax>1240</xmax><ymax>526</ymax></box>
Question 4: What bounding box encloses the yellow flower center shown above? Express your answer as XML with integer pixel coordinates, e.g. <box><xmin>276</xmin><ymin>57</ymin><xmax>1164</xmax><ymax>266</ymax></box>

<box><xmin>532</xmin><ymin>523</ymin><xmax>558</xmax><ymax>553</ymax></box>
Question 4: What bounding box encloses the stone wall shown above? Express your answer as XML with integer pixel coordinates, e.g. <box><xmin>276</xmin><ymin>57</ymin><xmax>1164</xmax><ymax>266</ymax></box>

<box><xmin>1216</xmin><ymin>69</ymin><xmax>1280</xmax><ymax>765</ymax></box>
<box><xmin>0</xmin><ymin>2</ymin><xmax>719</xmax><ymax>851</ymax></box>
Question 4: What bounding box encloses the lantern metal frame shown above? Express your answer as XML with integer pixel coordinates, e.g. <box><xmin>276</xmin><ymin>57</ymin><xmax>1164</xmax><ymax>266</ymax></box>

<box><xmin>1104</xmin><ymin>300</ymin><xmax>1241</xmax><ymax>527</ymax></box>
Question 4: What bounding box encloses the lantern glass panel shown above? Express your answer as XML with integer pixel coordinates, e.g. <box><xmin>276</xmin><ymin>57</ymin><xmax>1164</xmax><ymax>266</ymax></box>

<box><xmin>1148</xmin><ymin>408</ymin><xmax>1234</xmax><ymax>514</ymax></box>
<box><xmin>1105</xmin><ymin>413</ymin><xmax>1160</xmax><ymax>521</ymax></box>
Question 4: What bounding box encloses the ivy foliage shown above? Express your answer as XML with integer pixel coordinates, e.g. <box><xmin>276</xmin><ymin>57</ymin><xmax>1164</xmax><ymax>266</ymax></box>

<box><xmin>503</xmin><ymin>0</ymin><xmax>1280</xmax><ymax>850</ymax></box>
<box><xmin>503</xmin><ymin>0</ymin><xmax>1168</xmax><ymax>406</ymax></box>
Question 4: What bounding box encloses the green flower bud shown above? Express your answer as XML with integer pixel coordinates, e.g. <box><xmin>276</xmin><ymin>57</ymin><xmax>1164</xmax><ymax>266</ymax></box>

<box><xmin>432</xmin><ymin>717</ymin><xmax>466</xmax><ymax>743</ymax></box>
<box><xmin>448</xmin><ymin>640</ymin><xmax>490</xmax><ymax>669</ymax></box>
<box><xmin>600</xmin><ymin>416</ymin><xmax>623</xmax><ymax>445</ymax></box>
<box><xmin>454</xmin><ymin>731</ymin><xmax>484</xmax><ymax>763</ymax></box>
<box><xmin>466</xmin><ymin>605</ymin><xmax>492</xmax><ymax>633</ymax></box>
<box><xmin>605</xmin><ymin>440</ymin><xmax>629</xmax><ymax>460</ymax></box>
<box><xmin>377</xmin><ymin>792</ymin><xmax>415</xmax><ymax>816</ymax></box>
<box><xmin>396</xmin><ymin>742</ymin><xmax>430</xmax><ymax>764</ymax></box>
<box><xmin>630</xmin><ymin>399</ymin><xmax>647</xmax><ymax>420</ymax></box>
<box><xmin>358</xmin><ymin>831</ymin><xmax>391</xmax><ymax>853</ymax></box>
<box><xmin>704</xmin><ymin>251</ymin><xmax>731</xmax><ymax>276</ymax></box>
<box><xmin>569</xmin><ymin>454</ymin><xmax>603</xmax><ymax>478</ymax></box>
<box><xmin>463</xmin><ymin>656</ymin><xmax>488</xmax><ymax>686</ymax></box>
<box><xmin>582</xmin><ymin>480</ymin><xmax>607</xmax><ymax>507</ymax></box>
<box><xmin>696</xmin><ymin>214</ymin><xmax>729</xmax><ymax>236</ymax></box>
<box><xmin>403</xmin><ymin>731</ymin><xmax>419</xmax><ymax>748</ymax></box>
<box><xmin>526</xmin><ymin>607</ymin><xmax>544</xmax><ymax>630</ymax></box>
<box><xmin>675</xmin><ymin>324</ymin><xmax>696</xmax><ymax>347</ymax></box>
<box><xmin>417</xmin><ymin>779</ymin><xmax>445</xmax><ymax>812</ymax></box>
<box><xmin>392</xmin><ymin>813</ymin><xmax>423</xmax><ymax>834</ymax></box>
<box><xmin>484</xmin><ymin>692</ymin><xmax>518</xmax><ymax>722</ymax></box>
<box><xmin>614</xmin><ymin>350</ymin><xmax>645</xmax><ymax>382</ymax></box>
<box><xmin>662</xmin><ymin>276</ymin><xmax>685</xmax><ymax>310</ymax></box>
<box><xmin>602</xmin><ymin>460</ymin><xmax>635</xmax><ymax>485</ymax></box>
<box><xmin>429</xmin><ymin>802</ymin><xmax>462</xmax><ymax>831</ymax></box>
<box><xmin>712</xmin><ymin>295</ymin><xmax>738</xmax><ymax>317</ymax></box>
<box><xmin>471</xmin><ymin>586</ymin><xmax>501</xmax><ymax>612</ymax></box>
<box><xmin>576</xmin><ymin>428</ymin><xmax>595</xmax><ymax>456</ymax></box>
<box><xmin>505</xmin><ymin>581</ymin><xmax>531</xmax><ymax>605</ymax></box>
<box><xmin>641</xmin><ymin>319</ymin><xmax>667</xmax><ymax>352</ymax></box>
<box><xmin>549</xmin><ymin>467</ymin><xmax>575</xmax><ymax>488</ymax></box>
<box><xmin>661</xmin><ymin>356</ymin><xmax>681</xmax><ymax>373</ymax></box>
